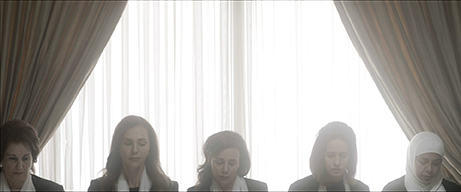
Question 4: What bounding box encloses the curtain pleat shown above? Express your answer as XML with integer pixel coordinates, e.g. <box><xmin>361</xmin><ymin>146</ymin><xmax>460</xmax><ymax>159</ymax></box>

<box><xmin>35</xmin><ymin>2</ymin><xmax>409</xmax><ymax>191</ymax></box>
<box><xmin>335</xmin><ymin>1</ymin><xmax>461</xmax><ymax>184</ymax></box>
<box><xmin>1</xmin><ymin>1</ymin><xmax>127</xmax><ymax>148</ymax></box>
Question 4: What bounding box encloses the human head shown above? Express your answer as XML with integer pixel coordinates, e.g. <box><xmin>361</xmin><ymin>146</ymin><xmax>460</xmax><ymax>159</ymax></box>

<box><xmin>195</xmin><ymin>131</ymin><xmax>251</xmax><ymax>190</ymax></box>
<box><xmin>1</xmin><ymin>119</ymin><xmax>41</xmax><ymax>189</ymax></box>
<box><xmin>404</xmin><ymin>132</ymin><xmax>444</xmax><ymax>191</ymax></box>
<box><xmin>310</xmin><ymin>121</ymin><xmax>357</xmax><ymax>185</ymax></box>
<box><xmin>102</xmin><ymin>115</ymin><xmax>170</xmax><ymax>190</ymax></box>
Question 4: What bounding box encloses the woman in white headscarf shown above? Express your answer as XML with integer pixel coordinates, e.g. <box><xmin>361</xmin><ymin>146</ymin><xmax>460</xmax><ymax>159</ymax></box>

<box><xmin>382</xmin><ymin>132</ymin><xmax>461</xmax><ymax>192</ymax></box>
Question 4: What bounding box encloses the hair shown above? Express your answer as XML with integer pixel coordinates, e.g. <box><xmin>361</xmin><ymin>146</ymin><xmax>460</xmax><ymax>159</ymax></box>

<box><xmin>194</xmin><ymin>131</ymin><xmax>251</xmax><ymax>190</ymax></box>
<box><xmin>0</xmin><ymin>119</ymin><xmax>41</xmax><ymax>173</ymax></box>
<box><xmin>100</xmin><ymin>115</ymin><xmax>171</xmax><ymax>191</ymax></box>
<box><xmin>310</xmin><ymin>121</ymin><xmax>358</xmax><ymax>186</ymax></box>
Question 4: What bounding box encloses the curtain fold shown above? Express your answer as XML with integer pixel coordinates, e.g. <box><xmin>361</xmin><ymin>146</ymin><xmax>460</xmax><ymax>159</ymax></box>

<box><xmin>1</xmin><ymin>1</ymin><xmax>127</xmax><ymax>148</ymax></box>
<box><xmin>37</xmin><ymin>2</ymin><xmax>410</xmax><ymax>191</ymax></box>
<box><xmin>334</xmin><ymin>1</ymin><xmax>461</xmax><ymax>184</ymax></box>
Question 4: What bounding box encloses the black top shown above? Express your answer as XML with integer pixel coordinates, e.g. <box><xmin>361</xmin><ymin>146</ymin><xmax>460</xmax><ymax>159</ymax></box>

<box><xmin>130</xmin><ymin>187</ymin><xmax>140</xmax><ymax>192</ymax></box>
<box><xmin>187</xmin><ymin>178</ymin><xmax>268</xmax><ymax>191</ymax></box>
<box><xmin>30</xmin><ymin>174</ymin><xmax>65</xmax><ymax>192</ymax></box>
<box><xmin>88</xmin><ymin>178</ymin><xmax>179</xmax><ymax>191</ymax></box>
<box><xmin>382</xmin><ymin>175</ymin><xmax>461</xmax><ymax>192</ymax></box>
<box><xmin>288</xmin><ymin>175</ymin><xmax>369</xmax><ymax>191</ymax></box>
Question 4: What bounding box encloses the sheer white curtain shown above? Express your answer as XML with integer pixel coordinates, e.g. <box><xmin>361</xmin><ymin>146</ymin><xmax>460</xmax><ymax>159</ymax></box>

<box><xmin>36</xmin><ymin>1</ymin><xmax>408</xmax><ymax>191</ymax></box>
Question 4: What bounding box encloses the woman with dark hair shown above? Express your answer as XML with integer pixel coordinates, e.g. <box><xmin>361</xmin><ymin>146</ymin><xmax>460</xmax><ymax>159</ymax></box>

<box><xmin>88</xmin><ymin>115</ymin><xmax>178</xmax><ymax>191</ymax></box>
<box><xmin>382</xmin><ymin>132</ymin><xmax>461</xmax><ymax>192</ymax></box>
<box><xmin>188</xmin><ymin>131</ymin><xmax>267</xmax><ymax>192</ymax></box>
<box><xmin>289</xmin><ymin>121</ymin><xmax>369</xmax><ymax>191</ymax></box>
<box><xmin>1</xmin><ymin>119</ymin><xmax>64</xmax><ymax>191</ymax></box>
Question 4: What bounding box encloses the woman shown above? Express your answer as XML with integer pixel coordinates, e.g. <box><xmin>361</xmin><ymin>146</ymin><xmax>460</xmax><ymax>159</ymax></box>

<box><xmin>88</xmin><ymin>115</ymin><xmax>178</xmax><ymax>191</ymax></box>
<box><xmin>188</xmin><ymin>131</ymin><xmax>267</xmax><ymax>192</ymax></box>
<box><xmin>289</xmin><ymin>121</ymin><xmax>369</xmax><ymax>191</ymax></box>
<box><xmin>382</xmin><ymin>132</ymin><xmax>461</xmax><ymax>191</ymax></box>
<box><xmin>1</xmin><ymin>119</ymin><xmax>64</xmax><ymax>191</ymax></box>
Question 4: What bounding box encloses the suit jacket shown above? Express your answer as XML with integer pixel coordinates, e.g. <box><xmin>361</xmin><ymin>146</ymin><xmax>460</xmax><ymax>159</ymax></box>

<box><xmin>382</xmin><ymin>175</ymin><xmax>461</xmax><ymax>192</ymax></box>
<box><xmin>88</xmin><ymin>177</ymin><xmax>178</xmax><ymax>191</ymax></box>
<box><xmin>1</xmin><ymin>169</ymin><xmax>64</xmax><ymax>191</ymax></box>
<box><xmin>31</xmin><ymin>174</ymin><xmax>65</xmax><ymax>192</ymax></box>
<box><xmin>289</xmin><ymin>175</ymin><xmax>369</xmax><ymax>191</ymax></box>
<box><xmin>187</xmin><ymin>178</ymin><xmax>268</xmax><ymax>191</ymax></box>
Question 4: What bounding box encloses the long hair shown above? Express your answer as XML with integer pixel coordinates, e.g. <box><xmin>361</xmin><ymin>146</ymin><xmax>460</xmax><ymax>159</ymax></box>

<box><xmin>100</xmin><ymin>115</ymin><xmax>171</xmax><ymax>191</ymax></box>
<box><xmin>194</xmin><ymin>131</ymin><xmax>251</xmax><ymax>190</ymax></box>
<box><xmin>0</xmin><ymin>119</ymin><xmax>40</xmax><ymax>173</ymax></box>
<box><xmin>309</xmin><ymin>121</ymin><xmax>358</xmax><ymax>186</ymax></box>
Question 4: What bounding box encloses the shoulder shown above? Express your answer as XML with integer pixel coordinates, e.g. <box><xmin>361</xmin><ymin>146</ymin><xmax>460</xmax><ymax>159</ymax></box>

<box><xmin>244</xmin><ymin>178</ymin><xmax>268</xmax><ymax>191</ymax></box>
<box><xmin>169</xmin><ymin>180</ymin><xmax>179</xmax><ymax>191</ymax></box>
<box><xmin>442</xmin><ymin>179</ymin><xmax>461</xmax><ymax>192</ymax></box>
<box><xmin>187</xmin><ymin>186</ymin><xmax>196</xmax><ymax>191</ymax></box>
<box><xmin>350</xmin><ymin>179</ymin><xmax>369</xmax><ymax>191</ymax></box>
<box><xmin>88</xmin><ymin>177</ymin><xmax>104</xmax><ymax>191</ymax></box>
<box><xmin>288</xmin><ymin>175</ymin><xmax>318</xmax><ymax>191</ymax></box>
<box><xmin>187</xmin><ymin>185</ymin><xmax>209</xmax><ymax>192</ymax></box>
<box><xmin>382</xmin><ymin>176</ymin><xmax>406</xmax><ymax>191</ymax></box>
<box><xmin>31</xmin><ymin>174</ymin><xmax>64</xmax><ymax>192</ymax></box>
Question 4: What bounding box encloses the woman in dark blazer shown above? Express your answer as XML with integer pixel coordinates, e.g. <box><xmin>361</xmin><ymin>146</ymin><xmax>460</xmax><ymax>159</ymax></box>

<box><xmin>382</xmin><ymin>132</ymin><xmax>461</xmax><ymax>192</ymax></box>
<box><xmin>1</xmin><ymin>119</ymin><xmax>64</xmax><ymax>191</ymax></box>
<box><xmin>188</xmin><ymin>131</ymin><xmax>267</xmax><ymax>192</ymax></box>
<box><xmin>289</xmin><ymin>122</ymin><xmax>369</xmax><ymax>191</ymax></box>
<box><xmin>88</xmin><ymin>116</ymin><xmax>178</xmax><ymax>191</ymax></box>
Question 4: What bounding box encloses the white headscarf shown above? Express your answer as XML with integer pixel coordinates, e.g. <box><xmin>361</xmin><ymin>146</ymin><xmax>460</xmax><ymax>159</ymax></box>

<box><xmin>0</xmin><ymin>171</ymin><xmax>36</xmax><ymax>192</ymax></box>
<box><xmin>116</xmin><ymin>166</ymin><xmax>152</xmax><ymax>191</ymax></box>
<box><xmin>210</xmin><ymin>176</ymin><xmax>249</xmax><ymax>191</ymax></box>
<box><xmin>404</xmin><ymin>132</ymin><xmax>445</xmax><ymax>192</ymax></box>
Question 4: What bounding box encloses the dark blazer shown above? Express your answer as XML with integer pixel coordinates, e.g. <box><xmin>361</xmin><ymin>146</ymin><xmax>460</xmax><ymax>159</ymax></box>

<box><xmin>31</xmin><ymin>174</ymin><xmax>64</xmax><ymax>191</ymax></box>
<box><xmin>382</xmin><ymin>175</ymin><xmax>461</xmax><ymax>192</ymax></box>
<box><xmin>187</xmin><ymin>178</ymin><xmax>268</xmax><ymax>191</ymax></box>
<box><xmin>1</xmin><ymin>169</ymin><xmax>64</xmax><ymax>191</ymax></box>
<box><xmin>289</xmin><ymin>175</ymin><xmax>369</xmax><ymax>191</ymax></box>
<box><xmin>0</xmin><ymin>172</ymin><xmax>63</xmax><ymax>191</ymax></box>
<box><xmin>88</xmin><ymin>178</ymin><xmax>178</xmax><ymax>191</ymax></box>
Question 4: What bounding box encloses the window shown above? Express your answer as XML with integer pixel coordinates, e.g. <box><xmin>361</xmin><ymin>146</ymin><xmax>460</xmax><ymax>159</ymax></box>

<box><xmin>37</xmin><ymin>2</ymin><xmax>408</xmax><ymax>191</ymax></box>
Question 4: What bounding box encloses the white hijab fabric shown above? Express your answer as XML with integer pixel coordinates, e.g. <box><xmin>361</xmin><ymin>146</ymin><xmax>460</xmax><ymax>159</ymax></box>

<box><xmin>404</xmin><ymin>132</ymin><xmax>445</xmax><ymax>192</ymax></box>
<box><xmin>116</xmin><ymin>166</ymin><xmax>152</xmax><ymax>191</ymax></box>
<box><xmin>210</xmin><ymin>176</ymin><xmax>249</xmax><ymax>191</ymax></box>
<box><xmin>0</xmin><ymin>171</ymin><xmax>36</xmax><ymax>192</ymax></box>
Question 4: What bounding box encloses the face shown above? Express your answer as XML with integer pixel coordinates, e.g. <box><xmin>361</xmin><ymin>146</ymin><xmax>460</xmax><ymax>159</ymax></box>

<box><xmin>1</xmin><ymin>142</ymin><xmax>33</xmax><ymax>189</ymax></box>
<box><xmin>211</xmin><ymin>147</ymin><xmax>240</xmax><ymax>190</ymax></box>
<box><xmin>324</xmin><ymin>139</ymin><xmax>350</xmax><ymax>181</ymax></box>
<box><xmin>415</xmin><ymin>153</ymin><xmax>442</xmax><ymax>183</ymax></box>
<box><xmin>120</xmin><ymin>126</ymin><xmax>150</xmax><ymax>170</ymax></box>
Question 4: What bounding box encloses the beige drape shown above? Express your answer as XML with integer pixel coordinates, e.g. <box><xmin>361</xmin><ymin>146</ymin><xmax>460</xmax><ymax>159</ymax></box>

<box><xmin>335</xmin><ymin>1</ymin><xmax>461</xmax><ymax>184</ymax></box>
<box><xmin>1</xmin><ymin>1</ymin><xmax>127</xmax><ymax>148</ymax></box>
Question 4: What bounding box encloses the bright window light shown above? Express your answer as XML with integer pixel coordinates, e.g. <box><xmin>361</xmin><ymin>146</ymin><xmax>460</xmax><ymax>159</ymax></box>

<box><xmin>36</xmin><ymin>1</ymin><xmax>409</xmax><ymax>191</ymax></box>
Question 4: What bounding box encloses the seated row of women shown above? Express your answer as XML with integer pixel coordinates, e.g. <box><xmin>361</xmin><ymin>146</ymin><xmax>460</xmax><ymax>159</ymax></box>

<box><xmin>1</xmin><ymin>116</ymin><xmax>460</xmax><ymax>191</ymax></box>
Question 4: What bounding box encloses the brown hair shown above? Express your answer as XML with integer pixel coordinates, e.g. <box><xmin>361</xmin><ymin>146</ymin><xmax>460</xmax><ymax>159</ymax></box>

<box><xmin>100</xmin><ymin>115</ymin><xmax>172</xmax><ymax>191</ymax></box>
<box><xmin>310</xmin><ymin>121</ymin><xmax>358</xmax><ymax>186</ymax></box>
<box><xmin>1</xmin><ymin>119</ymin><xmax>41</xmax><ymax>173</ymax></box>
<box><xmin>194</xmin><ymin>131</ymin><xmax>251</xmax><ymax>190</ymax></box>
